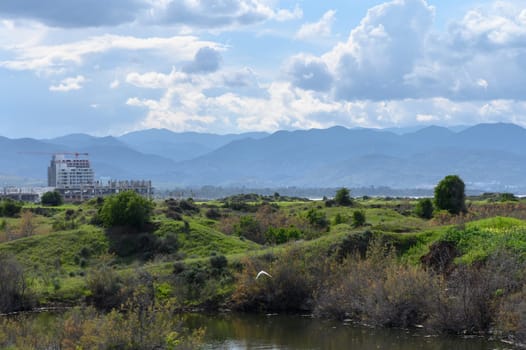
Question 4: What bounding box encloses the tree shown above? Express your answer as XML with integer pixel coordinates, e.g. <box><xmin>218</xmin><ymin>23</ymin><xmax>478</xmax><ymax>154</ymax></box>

<box><xmin>414</xmin><ymin>198</ymin><xmax>434</xmax><ymax>219</ymax></box>
<box><xmin>0</xmin><ymin>253</ymin><xmax>28</xmax><ymax>313</ymax></box>
<box><xmin>434</xmin><ymin>175</ymin><xmax>467</xmax><ymax>215</ymax></box>
<box><xmin>19</xmin><ymin>210</ymin><xmax>35</xmax><ymax>237</ymax></box>
<box><xmin>334</xmin><ymin>187</ymin><xmax>353</xmax><ymax>206</ymax></box>
<box><xmin>100</xmin><ymin>191</ymin><xmax>153</xmax><ymax>230</ymax></box>
<box><xmin>352</xmin><ymin>210</ymin><xmax>366</xmax><ymax>227</ymax></box>
<box><xmin>0</xmin><ymin>199</ymin><xmax>22</xmax><ymax>217</ymax></box>
<box><xmin>41</xmin><ymin>191</ymin><xmax>63</xmax><ymax>206</ymax></box>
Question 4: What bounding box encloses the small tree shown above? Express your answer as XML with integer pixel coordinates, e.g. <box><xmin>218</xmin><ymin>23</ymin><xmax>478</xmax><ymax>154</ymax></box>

<box><xmin>434</xmin><ymin>175</ymin><xmax>467</xmax><ymax>215</ymax></box>
<box><xmin>41</xmin><ymin>191</ymin><xmax>63</xmax><ymax>206</ymax></box>
<box><xmin>352</xmin><ymin>210</ymin><xmax>366</xmax><ymax>227</ymax></box>
<box><xmin>0</xmin><ymin>253</ymin><xmax>28</xmax><ymax>313</ymax></box>
<box><xmin>0</xmin><ymin>199</ymin><xmax>22</xmax><ymax>217</ymax></box>
<box><xmin>414</xmin><ymin>198</ymin><xmax>434</xmax><ymax>219</ymax></box>
<box><xmin>19</xmin><ymin>210</ymin><xmax>35</xmax><ymax>237</ymax></box>
<box><xmin>100</xmin><ymin>191</ymin><xmax>153</xmax><ymax>230</ymax></box>
<box><xmin>334</xmin><ymin>187</ymin><xmax>353</xmax><ymax>206</ymax></box>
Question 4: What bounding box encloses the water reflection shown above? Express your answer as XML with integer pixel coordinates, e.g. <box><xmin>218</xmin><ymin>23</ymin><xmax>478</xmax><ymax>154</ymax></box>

<box><xmin>185</xmin><ymin>313</ymin><xmax>512</xmax><ymax>350</ymax></box>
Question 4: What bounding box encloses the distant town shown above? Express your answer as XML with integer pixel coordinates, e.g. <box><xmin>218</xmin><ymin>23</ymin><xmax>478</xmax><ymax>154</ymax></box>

<box><xmin>1</xmin><ymin>152</ymin><xmax>152</xmax><ymax>202</ymax></box>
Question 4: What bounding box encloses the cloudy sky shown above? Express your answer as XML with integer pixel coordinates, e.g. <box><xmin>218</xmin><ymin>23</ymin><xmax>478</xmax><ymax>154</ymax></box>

<box><xmin>1</xmin><ymin>0</ymin><xmax>526</xmax><ymax>138</ymax></box>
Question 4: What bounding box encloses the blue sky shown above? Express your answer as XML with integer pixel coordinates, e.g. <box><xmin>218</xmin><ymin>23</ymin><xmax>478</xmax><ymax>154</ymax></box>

<box><xmin>1</xmin><ymin>0</ymin><xmax>525</xmax><ymax>138</ymax></box>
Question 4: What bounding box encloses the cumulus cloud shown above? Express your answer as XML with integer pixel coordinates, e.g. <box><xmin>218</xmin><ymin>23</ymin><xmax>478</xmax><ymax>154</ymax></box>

<box><xmin>126</xmin><ymin>73</ymin><xmax>526</xmax><ymax>133</ymax></box>
<box><xmin>0</xmin><ymin>0</ymin><xmax>147</xmax><ymax>27</ymax></box>
<box><xmin>286</xmin><ymin>0</ymin><xmax>526</xmax><ymax>102</ymax></box>
<box><xmin>448</xmin><ymin>3</ymin><xmax>526</xmax><ymax>49</ymax></box>
<box><xmin>153</xmin><ymin>0</ymin><xmax>302</xmax><ymax>28</ymax></box>
<box><xmin>49</xmin><ymin>75</ymin><xmax>86</xmax><ymax>91</ymax></box>
<box><xmin>286</xmin><ymin>55</ymin><xmax>333</xmax><ymax>91</ymax></box>
<box><xmin>295</xmin><ymin>10</ymin><xmax>336</xmax><ymax>40</ymax></box>
<box><xmin>183</xmin><ymin>47</ymin><xmax>222</xmax><ymax>74</ymax></box>
<box><xmin>329</xmin><ymin>0</ymin><xmax>435</xmax><ymax>100</ymax></box>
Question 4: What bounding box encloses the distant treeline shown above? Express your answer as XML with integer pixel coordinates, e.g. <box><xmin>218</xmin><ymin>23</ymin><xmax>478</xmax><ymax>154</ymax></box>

<box><xmin>156</xmin><ymin>186</ymin><xmax>440</xmax><ymax>200</ymax></box>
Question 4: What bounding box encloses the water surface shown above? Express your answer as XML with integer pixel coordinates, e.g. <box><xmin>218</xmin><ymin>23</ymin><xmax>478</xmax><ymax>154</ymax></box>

<box><xmin>185</xmin><ymin>313</ymin><xmax>513</xmax><ymax>350</ymax></box>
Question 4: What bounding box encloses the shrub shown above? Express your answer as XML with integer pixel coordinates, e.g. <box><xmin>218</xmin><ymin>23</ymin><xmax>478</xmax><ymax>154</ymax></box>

<box><xmin>434</xmin><ymin>175</ymin><xmax>466</xmax><ymax>215</ymax></box>
<box><xmin>233</xmin><ymin>215</ymin><xmax>265</xmax><ymax>244</ymax></box>
<box><xmin>414</xmin><ymin>198</ymin><xmax>434</xmax><ymax>219</ymax></box>
<box><xmin>0</xmin><ymin>253</ymin><xmax>30</xmax><ymax>313</ymax></box>
<box><xmin>210</xmin><ymin>255</ymin><xmax>228</xmax><ymax>271</ymax></box>
<box><xmin>205</xmin><ymin>208</ymin><xmax>222</xmax><ymax>220</ymax></box>
<box><xmin>498</xmin><ymin>286</ymin><xmax>526</xmax><ymax>343</ymax></box>
<box><xmin>231</xmin><ymin>248</ymin><xmax>315</xmax><ymax>312</ymax></box>
<box><xmin>86</xmin><ymin>264</ymin><xmax>123</xmax><ymax>311</ymax></box>
<box><xmin>351</xmin><ymin>210</ymin><xmax>366</xmax><ymax>227</ymax></box>
<box><xmin>41</xmin><ymin>191</ymin><xmax>64</xmax><ymax>206</ymax></box>
<box><xmin>333</xmin><ymin>213</ymin><xmax>348</xmax><ymax>225</ymax></box>
<box><xmin>306</xmin><ymin>208</ymin><xmax>329</xmax><ymax>230</ymax></box>
<box><xmin>100</xmin><ymin>191</ymin><xmax>153</xmax><ymax>229</ymax></box>
<box><xmin>334</xmin><ymin>187</ymin><xmax>353</xmax><ymax>206</ymax></box>
<box><xmin>265</xmin><ymin>226</ymin><xmax>302</xmax><ymax>244</ymax></box>
<box><xmin>0</xmin><ymin>199</ymin><xmax>22</xmax><ymax>217</ymax></box>
<box><xmin>315</xmin><ymin>242</ymin><xmax>436</xmax><ymax>328</ymax></box>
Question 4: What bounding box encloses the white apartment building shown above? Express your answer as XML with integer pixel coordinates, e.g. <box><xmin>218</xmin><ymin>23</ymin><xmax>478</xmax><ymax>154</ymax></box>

<box><xmin>47</xmin><ymin>153</ymin><xmax>95</xmax><ymax>189</ymax></box>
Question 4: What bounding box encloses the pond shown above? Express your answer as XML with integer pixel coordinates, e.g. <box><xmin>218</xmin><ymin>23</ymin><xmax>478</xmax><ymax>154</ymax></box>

<box><xmin>185</xmin><ymin>313</ymin><xmax>513</xmax><ymax>350</ymax></box>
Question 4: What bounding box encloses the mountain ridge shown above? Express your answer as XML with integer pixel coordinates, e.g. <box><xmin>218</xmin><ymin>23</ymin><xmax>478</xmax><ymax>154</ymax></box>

<box><xmin>1</xmin><ymin>123</ymin><xmax>525</xmax><ymax>192</ymax></box>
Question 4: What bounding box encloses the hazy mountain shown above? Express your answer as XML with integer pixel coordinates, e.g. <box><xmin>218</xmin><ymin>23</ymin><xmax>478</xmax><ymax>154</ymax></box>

<box><xmin>47</xmin><ymin>134</ymin><xmax>126</xmax><ymax>149</ymax></box>
<box><xmin>2</xmin><ymin>123</ymin><xmax>526</xmax><ymax>192</ymax></box>
<box><xmin>118</xmin><ymin>129</ymin><xmax>269</xmax><ymax>162</ymax></box>
<box><xmin>166</xmin><ymin>123</ymin><xmax>526</xmax><ymax>191</ymax></box>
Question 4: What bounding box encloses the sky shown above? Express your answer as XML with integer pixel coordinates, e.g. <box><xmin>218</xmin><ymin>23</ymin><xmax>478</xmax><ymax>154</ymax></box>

<box><xmin>1</xmin><ymin>0</ymin><xmax>526</xmax><ymax>138</ymax></box>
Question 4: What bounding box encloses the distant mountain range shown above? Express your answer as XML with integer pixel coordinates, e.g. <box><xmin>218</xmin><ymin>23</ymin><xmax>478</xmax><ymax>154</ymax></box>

<box><xmin>1</xmin><ymin>123</ymin><xmax>526</xmax><ymax>192</ymax></box>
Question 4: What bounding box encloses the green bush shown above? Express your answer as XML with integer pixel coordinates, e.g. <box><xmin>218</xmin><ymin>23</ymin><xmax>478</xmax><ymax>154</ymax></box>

<box><xmin>100</xmin><ymin>191</ymin><xmax>153</xmax><ymax>229</ymax></box>
<box><xmin>41</xmin><ymin>191</ymin><xmax>64</xmax><ymax>206</ymax></box>
<box><xmin>233</xmin><ymin>215</ymin><xmax>265</xmax><ymax>243</ymax></box>
<box><xmin>333</xmin><ymin>213</ymin><xmax>348</xmax><ymax>225</ymax></box>
<box><xmin>210</xmin><ymin>255</ymin><xmax>228</xmax><ymax>271</ymax></box>
<box><xmin>414</xmin><ymin>198</ymin><xmax>434</xmax><ymax>219</ymax></box>
<box><xmin>0</xmin><ymin>199</ymin><xmax>22</xmax><ymax>217</ymax></box>
<box><xmin>352</xmin><ymin>210</ymin><xmax>366</xmax><ymax>227</ymax></box>
<box><xmin>265</xmin><ymin>226</ymin><xmax>302</xmax><ymax>244</ymax></box>
<box><xmin>434</xmin><ymin>175</ymin><xmax>466</xmax><ymax>215</ymax></box>
<box><xmin>306</xmin><ymin>209</ymin><xmax>329</xmax><ymax>230</ymax></box>
<box><xmin>334</xmin><ymin>187</ymin><xmax>353</xmax><ymax>206</ymax></box>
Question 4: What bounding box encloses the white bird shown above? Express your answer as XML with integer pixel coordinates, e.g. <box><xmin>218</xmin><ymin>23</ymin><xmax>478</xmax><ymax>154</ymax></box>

<box><xmin>256</xmin><ymin>270</ymin><xmax>272</xmax><ymax>280</ymax></box>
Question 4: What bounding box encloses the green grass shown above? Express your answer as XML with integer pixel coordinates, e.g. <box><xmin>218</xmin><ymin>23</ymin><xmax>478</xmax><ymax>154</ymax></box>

<box><xmin>179</xmin><ymin>220</ymin><xmax>260</xmax><ymax>258</ymax></box>
<box><xmin>3</xmin><ymin>199</ymin><xmax>526</xmax><ymax>308</ymax></box>
<box><xmin>0</xmin><ymin>225</ymin><xmax>108</xmax><ymax>275</ymax></box>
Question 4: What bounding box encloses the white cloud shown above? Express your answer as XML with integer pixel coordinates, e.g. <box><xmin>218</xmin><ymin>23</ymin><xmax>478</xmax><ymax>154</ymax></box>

<box><xmin>448</xmin><ymin>3</ymin><xmax>526</xmax><ymax>48</ymax></box>
<box><xmin>286</xmin><ymin>0</ymin><xmax>526</xmax><ymax>102</ymax></box>
<box><xmin>126</xmin><ymin>68</ymin><xmax>187</xmax><ymax>89</ymax></box>
<box><xmin>153</xmin><ymin>0</ymin><xmax>302</xmax><ymax>28</ymax></box>
<box><xmin>477</xmin><ymin>78</ymin><xmax>489</xmax><ymax>89</ymax></box>
<box><xmin>0</xmin><ymin>34</ymin><xmax>223</xmax><ymax>73</ymax></box>
<box><xmin>295</xmin><ymin>10</ymin><xmax>336</xmax><ymax>40</ymax></box>
<box><xmin>416</xmin><ymin>114</ymin><xmax>437</xmax><ymax>122</ymax></box>
<box><xmin>109</xmin><ymin>79</ymin><xmax>120</xmax><ymax>89</ymax></box>
<box><xmin>49</xmin><ymin>75</ymin><xmax>86</xmax><ymax>91</ymax></box>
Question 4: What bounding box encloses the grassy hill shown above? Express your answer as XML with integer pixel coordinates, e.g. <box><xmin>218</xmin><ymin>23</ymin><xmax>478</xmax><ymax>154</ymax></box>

<box><xmin>2</xmin><ymin>194</ymin><xmax>526</xmax><ymax>342</ymax></box>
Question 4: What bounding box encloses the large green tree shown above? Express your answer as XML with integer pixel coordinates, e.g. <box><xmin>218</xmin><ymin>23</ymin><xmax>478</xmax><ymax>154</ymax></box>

<box><xmin>100</xmin><ymin>191</ymin><xmax>153</xmax><ymax>229</ymax></box>
<box><xmin>434</xmin><ymin>175</ymin><xmax>467</xmax><ymax>215</ymax></box>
